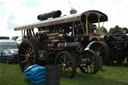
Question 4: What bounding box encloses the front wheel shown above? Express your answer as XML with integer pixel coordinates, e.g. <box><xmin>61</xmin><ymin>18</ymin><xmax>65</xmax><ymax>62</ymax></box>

<box><xmin>55</xmin><ymin>51</ymin><xmax>76</xmax><ymax>79</ymax></box>
<box><xmin>79</xmin><ymin>49</ymin><xmax>99</xmax><ymax>74</ymax></box>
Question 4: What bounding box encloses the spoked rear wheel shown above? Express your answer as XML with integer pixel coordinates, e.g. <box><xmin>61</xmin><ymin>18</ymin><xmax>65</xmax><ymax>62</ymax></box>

<box><xmin>79</xmin><ymin>49</ymin><xmax>99</xmax><ymax>74</ymax></box>
<box><xmin>18</xmin><ymin>40</ymin><xmax>39</xmax><ymax>72</ymax></box>
<box><xmin>55</xmin><ymin>51</ymin><xmax>76</xmax><ymax>79</ymax></box>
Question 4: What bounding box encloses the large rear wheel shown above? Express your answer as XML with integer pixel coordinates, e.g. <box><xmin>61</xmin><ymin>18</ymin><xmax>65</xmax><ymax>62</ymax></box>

<box><xmin>55</xmin><ymin>51</ymin><xmax>76</xmax><ymax>79</ymax></box>
<box><xmin>18</xmin><ymin>40</ymin><xmax>39</xmax><ymax>72</ymax></box>
<box><xmin>87</xmin><ymin>41</ymin><xmax>110</xmax><ymax>65</ymax></box>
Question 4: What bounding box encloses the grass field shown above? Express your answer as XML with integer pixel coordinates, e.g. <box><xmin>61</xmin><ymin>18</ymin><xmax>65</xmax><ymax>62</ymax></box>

<box><xmin>0</xmin><ymin>63</ymin><xmax>128</xmax><ymax>85</ymax></box>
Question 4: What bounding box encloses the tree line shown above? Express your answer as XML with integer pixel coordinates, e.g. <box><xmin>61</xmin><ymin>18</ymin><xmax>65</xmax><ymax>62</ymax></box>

<box><xmin>96</xmin><ymin>25</ymin><xmax>128</xmax><ymax>35</ymax></box>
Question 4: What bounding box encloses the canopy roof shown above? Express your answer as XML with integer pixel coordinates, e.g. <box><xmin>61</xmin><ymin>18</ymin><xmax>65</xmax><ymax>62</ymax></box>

<box><xmin>14</xmin><ymin>10</ymin><xmax>108</xmax><ymax>31</ymax></box>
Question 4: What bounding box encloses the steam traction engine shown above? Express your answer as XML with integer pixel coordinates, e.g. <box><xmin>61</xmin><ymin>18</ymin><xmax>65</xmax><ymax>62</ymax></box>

<box><xmin>102</xmin><ymin>30</ymin><xmax>128</xmax><ymax>64</ymax></box>
<box><xmin>14</xmin><ymin>10</ymin><xmax>109</xmax><ymax>78</ymax></box>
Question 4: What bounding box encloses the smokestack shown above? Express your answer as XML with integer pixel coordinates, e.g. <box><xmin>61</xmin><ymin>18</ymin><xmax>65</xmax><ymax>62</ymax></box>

<box><xmin>70</xmin><ymin>9</ymin><xmax>77</xmax><ymax>14</ymax></box>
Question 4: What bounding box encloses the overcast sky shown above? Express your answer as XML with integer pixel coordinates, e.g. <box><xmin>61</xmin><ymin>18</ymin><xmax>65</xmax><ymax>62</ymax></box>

<box><xmin>0</xmin><ymin>0</ymin><xmax>128</xmax><ymax>37</ymax></box>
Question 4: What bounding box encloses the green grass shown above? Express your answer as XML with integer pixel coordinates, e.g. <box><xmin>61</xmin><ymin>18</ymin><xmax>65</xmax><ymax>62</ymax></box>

<box><xmin>0</xmin><ymin>63</ymin><xmax>128</xmax><ymax>85</ymax></box>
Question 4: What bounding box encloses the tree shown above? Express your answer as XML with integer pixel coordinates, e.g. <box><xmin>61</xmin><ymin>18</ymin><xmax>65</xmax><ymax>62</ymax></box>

<box><xmin>109</xmin><ymin>25</ymin><xmax>128</xmax><ymax>34</ymax></box>
<box><xmin>96</xmin><ymin>26</ymin><xmax>108</xmax><ymax>35</ymax></box>
<box><xmin>109</xmin><ymin>25</ymin><xmax>122</xmax><ymax>34</ymax></box>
